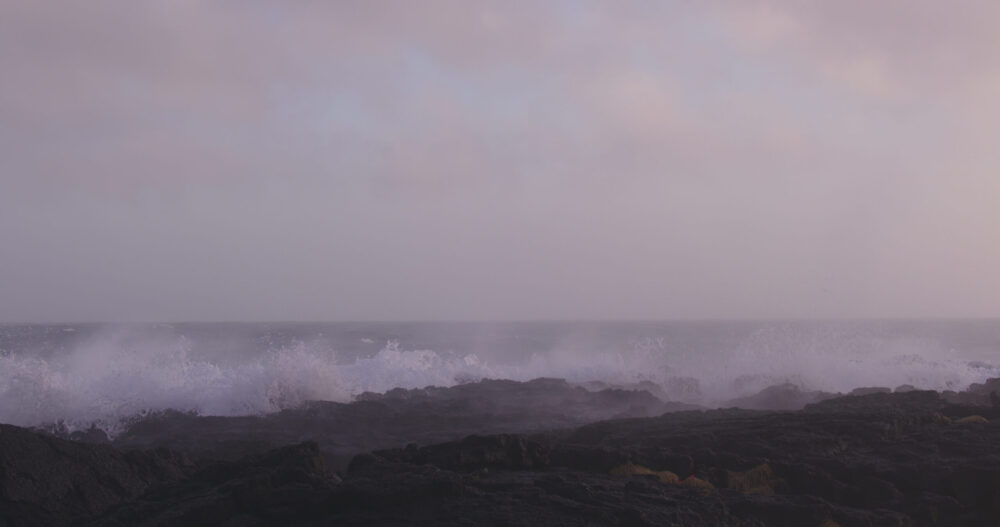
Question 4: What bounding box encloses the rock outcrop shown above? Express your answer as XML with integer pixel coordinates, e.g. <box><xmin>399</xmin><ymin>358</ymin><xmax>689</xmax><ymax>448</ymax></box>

<box><xmin>0</xmin><ymin>423</ymin><xmax>193</xmax><ymax>525</ymax></box>
<box><xmin>5</xmin><ymin>382</ymin><xmax>1000</xmax><ymax>525</ymax></box>
<box><xmin>108</xmin><ymin>378</ymin><xmax>691</xmax><ymax>469</ymax></box>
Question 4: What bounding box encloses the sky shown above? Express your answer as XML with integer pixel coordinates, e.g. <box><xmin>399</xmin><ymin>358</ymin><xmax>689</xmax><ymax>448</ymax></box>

<box><xmin>1</xmin><ymin>1</ymin><xmax>999</xmax><ymax>322</ymax></box>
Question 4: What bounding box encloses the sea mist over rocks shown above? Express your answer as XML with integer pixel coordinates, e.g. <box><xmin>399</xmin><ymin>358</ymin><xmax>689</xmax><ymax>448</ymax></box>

<box><xmin>2</xmin><ymin>321</ymin><xmax>998</xmax><ymax>435</ymax></box>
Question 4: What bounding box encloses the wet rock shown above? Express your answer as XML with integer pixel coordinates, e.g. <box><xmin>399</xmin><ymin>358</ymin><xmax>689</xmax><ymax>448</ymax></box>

<box><xmin>111</xmin><ymin>377</ymin><xmax>681</xmax><ymax>469</ymax></box>
<box><xmin>69</xmin><ymin>425</ymin><xmax>111</xmax><ymax>444</ymax></box>
<box><xmin>0</xmin><ymin>424</ymin><xmax>193</xmax><ymax>526</ymax></box>
<box><xmin>547</xmin><ymin>443</ymin><xmax>633</xmax><ymax>472</ymax></box>
<box><xmin>843</xmin><ymin>475</ymin><xmax>904</xmax><ymax>509</ymax></box>
<box><xmin>7</xmin><ymin>381</ymin><xmax>1000</xmax><ymax>525</ymax></box>
<box><xmin>726</xmin><ymin>383</ymin><xmax>838</xmax><ymax>411</ymax></box>
<box><xmin>804</xmin><ymin>389</ymin><xmax>946</xmax><ymax>414</ymax></box>
<box><xmin>944</xmin><ymin>377</ymin><xmax>1000</xmax><ymax>406</ymax></box>
<box><xmin>90</xmin><ymin>441</ymin><xmax>337</xmax><ymax>527</ymax></box>
<box><xmin>374</xmin><ymin>434</ymin><xmax>550</xmax><ymax>472</ymax></box>
<box><xmin>849</xmin><ymin>387</ymin><xmax>891</xmax><ymax>396</ymax></box>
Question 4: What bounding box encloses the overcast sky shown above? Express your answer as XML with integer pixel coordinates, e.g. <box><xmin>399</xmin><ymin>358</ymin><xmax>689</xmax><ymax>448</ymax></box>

<box><xmin>1</xmin><ymin>1</ymin><xmax>999</xmax><ymax>322</ymax></box>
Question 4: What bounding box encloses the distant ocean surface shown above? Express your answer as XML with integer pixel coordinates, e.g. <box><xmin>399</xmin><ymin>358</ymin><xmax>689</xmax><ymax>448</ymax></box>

<box><xmin>2</xmin><ymin>320</ymin><xmax>999</xmax><ymax>434</ymax></box>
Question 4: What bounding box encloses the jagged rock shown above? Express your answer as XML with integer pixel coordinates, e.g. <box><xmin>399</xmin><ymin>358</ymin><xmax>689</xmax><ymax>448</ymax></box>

<box><xmin>0</xmin><ymin>424</ymin><xmax>193</xmax><ymax>526</ymax></box>
<box><xmin>6</xmin><ymin>381</ymin><xmax>1000</xmax><ymax>525</ymax></box>
<box><xmin>69</xmin><ymin>425</ymin><xmax>111</xmax><ymax>444</ymax></box>
<box><xmin>373</xmin><ymin>434</ymin><xmax>549</xmax><ymax>471</ymax></box>
<box><xmin>944</xmin><ymin>377</ymin><xmax>1000</xmax><ymax>406</ymax></box>
<box><xmin>111</xmin><ymin>377</ymin><xmax>683</xmax><ymax>469</ymax></box>
<box><xmin>804</xmin><ymin>389</ymin><xmax>946</xmax><ymax>414</ymax></box>
<box><xmin>848</xmin><ymin>386</ymin><xmax>891</xmax><ymax>396</ymax></box>
<box><xmin>726</xmin><ymin>383</ymin><xmax>837</xmax><ymax>411</ymax></box>
<box><xmin>88</xmin><ymin>441</ymin><xmax>336</xmax><ymax>527</ymax></box>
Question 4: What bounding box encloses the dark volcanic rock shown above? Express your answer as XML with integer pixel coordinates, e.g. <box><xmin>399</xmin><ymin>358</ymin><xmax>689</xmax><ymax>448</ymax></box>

<box><xmin>111</xmin><ymin>377</ymin><xmax>688</xmax><ymax>468</ymax></box>
<box><xmin>804</xmin><ymin>389</ymin><xmax>948</xmax><ymax>414</ymax></box>
<box><xmin>535</xmin><ymin>391</ymin><xmax>1000</xmax><ymax>525</ymax></box>
<box><xmin>88</xmin><ymin>441</ymin><xmax>336</xmax><ymax>527</ymax></box>
<box><xmin>8</xmin><ymin>381</ymin><xmax>1000</xmax><ymax>525</ymax></box>
<box><xmin>0</xmin><ymin>424</ymin><xmax>193</xmax><ymax>526</ymax></box>
<box><xmin>373</xmin><ymin>433</ymin><xmax>550</xmax><ymax>472</ymax></box>
<box><xmin>945</xmin><ymin>377</ymin><xmax>1000</xmax><ymax>406</ymax></box>
<box><xmin>725</xmin><ymin>383</ymin><xmax>838</xmax><ymax>410</ymax></box>
<box><xmin>354</xmin><ymin>377</ymin><xmax>690</xmax><ymax>421</ymax></box>
<box><xmin>848</xmin><ymin>386</ymin><xmax>892</xmax><ymax>396</ymax></box>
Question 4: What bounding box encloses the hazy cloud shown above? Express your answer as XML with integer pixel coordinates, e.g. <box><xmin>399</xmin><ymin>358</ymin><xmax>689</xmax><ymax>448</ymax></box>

<box><xmin>1</xmin><ymin>1</ymin><xmax>998</xmax><ymax>321</ymax></box>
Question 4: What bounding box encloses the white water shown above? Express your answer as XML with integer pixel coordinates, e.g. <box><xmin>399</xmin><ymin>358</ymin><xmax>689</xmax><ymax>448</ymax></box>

<box><xmin>1</xmin><ymin>323</ymin><xmax>997</xmax><ymax>434</ymax></box>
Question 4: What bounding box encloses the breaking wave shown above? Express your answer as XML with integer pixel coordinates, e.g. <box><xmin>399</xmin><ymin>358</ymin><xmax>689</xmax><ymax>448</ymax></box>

<box><xmin>0</xmin><ymin>324</ymin><xmax>998</xmax><ymax>435</ymax></box>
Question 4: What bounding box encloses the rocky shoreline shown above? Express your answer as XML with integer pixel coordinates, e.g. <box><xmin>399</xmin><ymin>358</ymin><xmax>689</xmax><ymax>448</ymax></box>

<box><xmin>4</xmin><ymin>379</ymin><xmax>1000</xmax><ymax>526</ymax></box>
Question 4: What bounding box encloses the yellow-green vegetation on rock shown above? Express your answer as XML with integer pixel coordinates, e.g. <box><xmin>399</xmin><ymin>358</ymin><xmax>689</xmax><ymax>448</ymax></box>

<box><xmin>680</xmin><ymin>475</ymin><xmax>715</xmax><ymax>495</ymax></box>
<box><xmin>954</xmin><ymin>415</ymin><xmax>988</xmax><ymax>424</ymax></box>
<box><xmin>818</xmin><ymin>519</ymin><xmax>843</xmax><ymax>527</ymax></box>
<box><xmin>726</xmin><ymin>464</ymin><xmax>783</xmax><ymax>495</ymax></box>
<box><xmin>610</xmin><ymin>461</ymin><xmax>679</xmax><ymax>484</ymax></box>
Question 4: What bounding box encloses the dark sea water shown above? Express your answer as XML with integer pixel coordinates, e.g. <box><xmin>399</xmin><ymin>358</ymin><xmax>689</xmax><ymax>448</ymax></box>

<box><xmin>2</xmin><ymin>320</ymin><xmax>999</xmax><ymax>434</ymax></box>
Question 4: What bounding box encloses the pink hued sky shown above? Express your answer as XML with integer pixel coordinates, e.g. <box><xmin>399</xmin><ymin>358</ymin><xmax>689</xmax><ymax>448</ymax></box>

<box><xmin>1</xmin><ymin>1</ymin><xmax>998</xmax><ymax>322</ymax></box>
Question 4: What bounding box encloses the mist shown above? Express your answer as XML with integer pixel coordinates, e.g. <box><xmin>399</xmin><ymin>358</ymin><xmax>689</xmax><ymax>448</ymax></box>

<box><xmin>2</xmin><ymin>1</ymin><xmax>999</xmax><ymax>322</ymax></box>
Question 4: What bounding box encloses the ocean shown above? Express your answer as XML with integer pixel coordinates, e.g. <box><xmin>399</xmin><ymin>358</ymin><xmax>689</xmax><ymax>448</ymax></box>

<box><xmin>2</xmin><ymin>320</ymin><xmax>999</xmax><ymax>435</ymax></box>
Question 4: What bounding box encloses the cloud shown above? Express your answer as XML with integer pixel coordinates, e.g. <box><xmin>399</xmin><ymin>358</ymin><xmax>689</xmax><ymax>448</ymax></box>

<box><xmin>1</xmin><ymin>1</ymin><xmax>999</xmax><ymax>320</ymax></box>
<box><xmin>724</xmin><ymin>1</ymin><xmax>1000</xmax><ymax>100</ymax></box>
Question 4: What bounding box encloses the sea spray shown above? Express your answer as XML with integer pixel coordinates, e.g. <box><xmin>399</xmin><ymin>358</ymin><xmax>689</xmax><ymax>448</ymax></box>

<box><xmin>1</xmin><ymin>321</ymin><xmax>998</xmax><ymax>435</ymax></box>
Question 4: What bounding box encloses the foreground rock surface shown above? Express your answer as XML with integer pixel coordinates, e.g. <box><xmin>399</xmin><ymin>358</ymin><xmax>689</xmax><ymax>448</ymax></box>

<box><xmin>4</xmin><ymin>382</ymin><xmax>1000</xmax><ymax>525</ymax></box>
<box><xmin>107</xmin><ymin>378</ymin><xmax>695</xmax><ymax>468</ymax></box>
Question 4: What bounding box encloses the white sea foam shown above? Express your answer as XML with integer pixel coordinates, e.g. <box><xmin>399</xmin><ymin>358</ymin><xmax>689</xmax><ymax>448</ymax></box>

<box><xmin>0</xmin><ymin>324</ymin><xmax>997</xmax><ymax>435</ymax></box>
